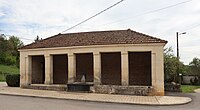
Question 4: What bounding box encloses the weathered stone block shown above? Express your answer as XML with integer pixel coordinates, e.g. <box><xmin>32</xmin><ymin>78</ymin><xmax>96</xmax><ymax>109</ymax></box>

<box><xmin>22</xmin><ymin>84</ymin><xmax>67</xmax><ymax>91</ymax></box>
<box><xmin>93</xmin><ymin>85</ymin><xmax>153</xmax><ymax>96</ymax></box>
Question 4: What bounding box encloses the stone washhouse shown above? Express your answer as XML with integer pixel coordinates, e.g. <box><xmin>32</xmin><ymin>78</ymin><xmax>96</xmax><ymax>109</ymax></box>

<box><xmin>19</xmin><ymin>29</ymin><xmax>167</xmax><ymax>96</ymax></box>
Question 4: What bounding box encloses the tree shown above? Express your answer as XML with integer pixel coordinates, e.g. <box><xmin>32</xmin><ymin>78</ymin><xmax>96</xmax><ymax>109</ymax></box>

<box><xmin>164</xmin><ymin>47</ymin><xmax>178</xmax><ymax>82</ymax></box>
<box><xmin>8</xmin><ymin>36</ymin><xmax>24</xmax><ymax>67</ymax></box>
<box><xmin>0</xmin><ymin>34</ymin><xmax>9</xmax><ymax>64</ymax></box>
<box><xmin>0</xmin><ymin>34</ymin><xmax>24</xmax><ymax>67</ymax></box>
<box><xmin>0</xmin><ymin>34</ymin><xmax>8</xmax><ymax>52</ymax></box>
<box><xmin>164</xmin><ymin>47</ymin><xmax>188</xmax><ymax>83</ymax></box>
<box><xmin>8</xmin><ymin>36</ymin><xmax>24</xmax><ymax>56</ymax></box>
<box><xmin>189</xmin><ymin>57</ymin><xmax>200</xmax><ymax>76</ymax></box>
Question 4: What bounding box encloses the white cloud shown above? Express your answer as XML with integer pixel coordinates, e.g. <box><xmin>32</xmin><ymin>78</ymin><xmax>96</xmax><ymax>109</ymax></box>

<box><xmin>0</xmin><ymin>0</ymin><xmax>6</xmax><ymax>17</ymax></box>
<box><xmin>0</xmin><ymin>0</ymin><xmax>200</xmax><ymax>64</ymax></box>
<box><xmin>0</xmin><ymin>11</ymin><xmax>5</xmax><ymax>17</ymax></box>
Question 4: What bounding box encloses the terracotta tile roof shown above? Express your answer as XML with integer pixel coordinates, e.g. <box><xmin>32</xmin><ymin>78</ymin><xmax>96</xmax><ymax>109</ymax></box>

<box><xmin>20</xmin><ymin>29</ymin><xmax>167</xmax><ymax>49</ymax></box>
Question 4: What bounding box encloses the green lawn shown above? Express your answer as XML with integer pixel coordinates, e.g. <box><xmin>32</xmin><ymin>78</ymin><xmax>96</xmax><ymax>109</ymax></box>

<box><xmin>0</xmin><ymin>64</ymin><xmax>19</xmax><ymax>82</ymax></box>
<box><xmin>181</xmin><ymin>85</ymin><xmax>200</xmax><ymax>93</ymax></box>
<box><xmin>0</xmin><ymin>64</ymin><xmax>19</xmax><ymax>74</ymax></box>
<box><xmin>0</xmin><ymin>75</ymin><xmax>6</xmax><ymax>82</ymax></box>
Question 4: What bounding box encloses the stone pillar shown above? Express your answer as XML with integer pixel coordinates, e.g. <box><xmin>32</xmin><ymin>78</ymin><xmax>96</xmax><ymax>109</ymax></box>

<box><xmin>25</xmin><ymin>56</ymin><xmax>32</xmax><ymax>85</ymax></box>
<box><xmin>151</xmin><ymin>53</ymin><xmax>156</xmax><ymax>88</ymax></box>
<box><xmin>20</xmin><ymin>54</ymin><xmax>26</xmax><ymax>87</ymax></box>
<box><xmin>151</xmin><ymin>49</ymin><xmax>165</xmax><ymax>96</ymax></box>
<box><xmin>156</xmin><ymin>48</ymin><xmax>165</xmax><ymax>96</ymax></box>
<box><xmin>93</xmin><ymin>52</ymin><xmax>101</xmax><ymax>85</ymax></box>
<box><xmin>68</xmin><ymin>53</ymin><xmax>76</xmax><ymax>84</ymax></box>
<box><xmin>121</xmin><ymin>51</ymin><xmax>129</xmax><ymax>86</ymax></box>
<box><xmin>45</xmin><ymin>54</ymin><xmax>53</xmax><ymax>85</ymax></box>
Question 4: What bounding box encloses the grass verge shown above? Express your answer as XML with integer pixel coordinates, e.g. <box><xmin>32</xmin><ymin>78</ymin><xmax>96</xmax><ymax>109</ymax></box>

<box><xmin>181</xmin><ymin>85</ymin><xmax>200</xmax><ymax>93</ymax></box>
<box><xmin>0</xmin><ymin>64</ymin><xmax>19</xmax><ymax>82</ymax></box>
<box><xmin>0</xmin><ymin>64</ymin><xmax>19</xmax><ymax>74</ymax></box>
<box><xmin>0</xmin><ymin>75</ymin><xmax>6</xmax><ymax>82</ymax></box>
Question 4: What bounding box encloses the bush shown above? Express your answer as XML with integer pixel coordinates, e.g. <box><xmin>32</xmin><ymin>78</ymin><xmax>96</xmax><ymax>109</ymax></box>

<box><xmin>190</xmin><ymin>77</ymin><xmax>199</xmax><ymax>85</ymax></box>
<box><xmin>164</xmin><ymin>82</ymin><xmax>181</xmax><ymax>92</ymax></box>
<box><xmin>6</xmin><ymin>74</ymin><xmax>20</xmax><ymax>87</ymax></box>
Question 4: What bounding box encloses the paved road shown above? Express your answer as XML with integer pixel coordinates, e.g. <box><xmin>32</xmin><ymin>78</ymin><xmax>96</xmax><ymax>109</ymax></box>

<box><xmin>0</xmin><ymin>93</ymin><xmax>199</xmax><ymax>110</ymax></box>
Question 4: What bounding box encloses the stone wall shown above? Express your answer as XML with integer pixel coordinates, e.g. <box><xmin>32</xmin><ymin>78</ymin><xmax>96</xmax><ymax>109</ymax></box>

<box><xmin>20</xmin><ymin>43</ymin><xmax>165</xmax><ymax>95</ymax></box>
<box><xmin>22</xmin><ymin>84</ymin><xmax>67</xmax><ymax>91</ymax></box>
<box><xmin>22</xmin><ymin>84</ymin><xmax>154</xmax><ymax>96</ymax></box>
<box><xmin>92</xmin><ymin>85</ymin><xmax>153</xmax><ymax>96</ymax></box>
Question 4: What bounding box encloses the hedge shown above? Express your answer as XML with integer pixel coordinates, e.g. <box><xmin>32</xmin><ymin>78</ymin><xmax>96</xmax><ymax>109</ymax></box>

<box><xmin>6</xmin><ymin>74</ymin><xmax>20</xmax><ymax>87</ymax></box>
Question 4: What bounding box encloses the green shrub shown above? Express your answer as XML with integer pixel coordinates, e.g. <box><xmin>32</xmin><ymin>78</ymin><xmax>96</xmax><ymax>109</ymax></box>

<box><xmin>190</xmin><ymin>77</ymin><xmax>199</xmax><ymax>85</ymax></box>
<box><xmin>164</xmin><ymin>83</ymin><xmax>181</xmax><ymax>92</ymax></box>
<box><xmin>6</xmin><ymin>74</ymin><xmax>20</xmax><ymax>87</ymax></box>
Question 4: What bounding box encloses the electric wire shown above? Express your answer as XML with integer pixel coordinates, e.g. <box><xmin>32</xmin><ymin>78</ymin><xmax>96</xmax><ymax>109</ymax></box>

<box><xmin>0</xmin><ymin>33</ymin><xmax>34</xmax><ymax>41</ymax></box>
<box><xmin>61</xmin><ymin>0</ymin><xmax>124</xmax><ymax>33</ymax></box>
<box><xmin>182</xmin><ymin>24</ymin><xmax>200</xmax><ymax>31</ymax></box>
<box><xmin>97</xmin><ymin>0</ymin><xmax>193</xmax><ymax>27</ymax></box>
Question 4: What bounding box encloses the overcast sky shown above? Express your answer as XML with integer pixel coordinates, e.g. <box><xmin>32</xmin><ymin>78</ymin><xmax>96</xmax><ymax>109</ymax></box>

<box><xmin>0</xmin><ymin>0</ymin><xmax>200</xmax><ymax>64</ymax></box>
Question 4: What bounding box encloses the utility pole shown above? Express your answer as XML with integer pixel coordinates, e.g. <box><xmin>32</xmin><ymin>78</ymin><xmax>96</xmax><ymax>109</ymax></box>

<box><xmin>176</xmin><ymin>32</ymin><xmax>186</xmax><ymax>84</ymax></box>
<box><xmin>176</xmin><ymin>32</ymin><xmax>179</xmax><ymax>60</ymax></box>
<box><xmin>176</xmin><ymin>32</ymin><xmax>180</xmax><ymax>84</ymax></box>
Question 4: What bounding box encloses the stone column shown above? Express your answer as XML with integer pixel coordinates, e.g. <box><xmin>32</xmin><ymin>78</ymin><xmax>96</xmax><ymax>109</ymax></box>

<box><xmin>93</xmin><ymin>52</ymin><xmax>101</xmax><ymax>85</ymax></box>
<box><xmin>121</xmin><ymin>51</ymin><xmax>129</xmax><ymax>86</ymax></box>
<box><xmin>45</xmin><ymin>54</ymin><xmax>53</xmax><ymax>85</ymax></box>
<box><xmin>151</xmin><ymin>49</ymin><xmax>165</xmax><ymax>96</ymax></box>
<box><xmin>151</xmin><ymin>53</ymin><xmax>156</xmax><ymax>88</ymax></box>
<box><xmin>155</xmin><ymin>49</ymin><xmax>165</xmax><ymax>96</ymax></box>
<box><xmin>20</xmin><ymin>54</ymin><xmax>26</xmax><ymax>87</ymax></box>
<box><xmin>25</xmin><ymin>56</ymin><xmax>32</xmax><ymax>85</ymax></box>
<box><xmin>68</xmin><ymin>53</ymin><xmax>76</xmax><ymax>84</ymax></box>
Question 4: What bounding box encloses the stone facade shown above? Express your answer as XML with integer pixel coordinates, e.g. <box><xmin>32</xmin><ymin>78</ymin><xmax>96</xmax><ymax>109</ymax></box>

<box><xmin>19</xmin><ymin>30</ymin><xmax>167</xmax><ymax>95</ymax></box>
<box><xmin>19</xmin><ymin>43</ymin><xmax>165</xmax><ymax>96</ymax></box>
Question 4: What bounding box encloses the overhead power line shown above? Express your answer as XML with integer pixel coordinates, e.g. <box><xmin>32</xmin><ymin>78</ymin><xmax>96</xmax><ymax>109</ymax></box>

<box><xmin>61</xmin><ymin>0</ymin><xmax>124</xmax><ymax>33</ymax></box>
<box><xmin>0</xmin><ymin>33</ymin><xmax>34</xmax><ymax>41</ymax></box>
<box><xmin>18</xmin><ymin>37</ymin><xmax>34</xmax><ymax>41</ymax></box>
<box><xmin>98</xmin><ymin>0</ymin><xmax>194</xmax><ymax>27</ymax></box>
<box><xmin>182</xmin><ymin>23</ymin><xmax>200</xmax><ymax>31</ymax></box>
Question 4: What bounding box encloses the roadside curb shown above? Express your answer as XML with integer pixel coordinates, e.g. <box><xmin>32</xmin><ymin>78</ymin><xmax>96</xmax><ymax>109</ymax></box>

<box><xmin>194</xmin><ymin>89</ymin><xmax>200</xmax><ymax>93</ymax></box>
<box><xmin>155</xmin><ymin>96</ymin><xmax>192</xmax><ymax>106</ymax></box>
<box><xmin>0</xmin><ymin>92</ymin><xmax>192</xmax><ymax>106</ymax></box>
